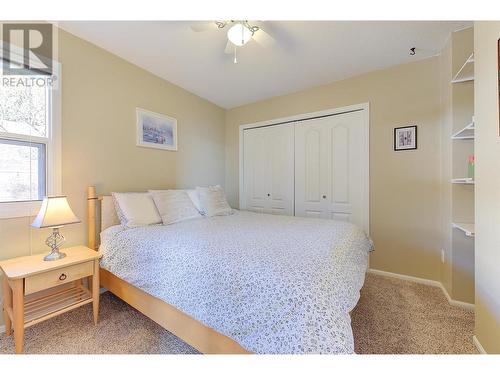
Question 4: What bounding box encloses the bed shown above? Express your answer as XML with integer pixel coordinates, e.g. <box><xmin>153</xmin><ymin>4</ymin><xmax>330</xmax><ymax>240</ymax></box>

<box><xmin>87</xmin><ymin>186</ymin><xmax>372</xmax><ymax>354</ymax></box>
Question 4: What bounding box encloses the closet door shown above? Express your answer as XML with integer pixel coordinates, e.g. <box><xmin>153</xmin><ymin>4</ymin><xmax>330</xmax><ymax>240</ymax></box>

<box><xmin>243</xmin><ymin>127</ymin><xmax>269</xmax><ymax>213</ymax></box>
<box><xmin>243</xmin><ymin>124</ymin><xmax>294</xmax><ymax>215</ymax></box>
<box><xmin>266</xmin><ymin>124</ymin><xmax>295</xmax><ymax>215</ymax></box>
<box><xmin>294</xmin><ymin>117</ymin><xmax>329</xmax><ymax>218</ymax></box>
<box><xmin>295</xmin><ymin>111</ymin><xmax>368</xmax><ymax>230</ymax></box>
<box><xmin>324</xmin><ymin>110</ymin><xmax>366</xmax><ymax>226</ymax></box>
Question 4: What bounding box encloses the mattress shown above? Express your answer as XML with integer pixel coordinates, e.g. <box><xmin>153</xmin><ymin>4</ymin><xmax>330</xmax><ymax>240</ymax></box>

<box><xmin>99</xmin><ymin>210</ymin><xmax>372</xmax><ymax>354</ymax></box>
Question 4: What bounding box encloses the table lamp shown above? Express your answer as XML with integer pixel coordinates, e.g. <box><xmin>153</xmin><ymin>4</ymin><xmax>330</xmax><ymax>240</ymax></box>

<box><xmin>31</xmin><ymin>195</ymin><xmax>81</xmax><ymax>261</ymax></box>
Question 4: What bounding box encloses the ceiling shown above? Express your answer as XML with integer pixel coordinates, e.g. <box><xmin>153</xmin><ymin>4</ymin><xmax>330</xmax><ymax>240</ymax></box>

<box><xmin>58</xmin><ymin>21</ymin><xmax>471</xmax><ymax>109</ymax></box>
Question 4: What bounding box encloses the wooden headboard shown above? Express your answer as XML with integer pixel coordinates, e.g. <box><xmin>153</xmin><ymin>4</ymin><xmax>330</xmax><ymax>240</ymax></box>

<box><xmin>87</xmin><ymin>186</ymin><xmax>120</xmax><ymax>250</ymax></box>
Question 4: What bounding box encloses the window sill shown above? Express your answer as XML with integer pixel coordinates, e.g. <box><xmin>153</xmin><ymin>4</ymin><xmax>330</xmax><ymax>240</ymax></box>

<box><xmin>0</xmin><ymin>201</ymin><xmax>42</xmax><ymax>219</ymax></box>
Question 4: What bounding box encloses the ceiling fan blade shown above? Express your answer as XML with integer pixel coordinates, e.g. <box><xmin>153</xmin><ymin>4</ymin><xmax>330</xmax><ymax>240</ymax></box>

<box><xmin>190</xmin><ymin>22</ymin><xmax>215</xmax><ymax>32</ymax></box>
<box><xmin>224</xmin><ymin>40</ymin><xmax>234</xmax><ymax>54</ymax></box>
<box><xmin>252</xmin><ymin>28</ymin><xmax>276</xmax><ymax>48</ymax></box>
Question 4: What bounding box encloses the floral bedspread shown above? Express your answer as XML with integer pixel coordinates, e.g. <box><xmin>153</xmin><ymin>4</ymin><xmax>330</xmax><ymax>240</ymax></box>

<box><xmin>99</xmin><ymin>210</ymin><xmax>372</xmax><ymax>354</ymax></box>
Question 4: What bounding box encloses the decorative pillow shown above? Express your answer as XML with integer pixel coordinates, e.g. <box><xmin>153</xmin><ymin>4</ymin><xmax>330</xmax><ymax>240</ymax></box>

<box><xmin>185</xmin><ymin>189</ymin><xmax>203</xmax><ymax>213</ymax></box>
<box><xmin>111</xmin><ymin>192</ymin><xmax>162</xmax><ymax>227</ymax></box>
<box><xmin>150</xmin><ymin>190</ymin><xmax>201</xmax><ymax>225</ymax></box>
<box><xmin>149</xmin><ymin>189</ymin><xmax>203</xmax><ymax>213</ymax></box>
<box><xmin>196</xmin><ymin>185</ymin><xmax>233</xmax><ymax>217</ymax></box>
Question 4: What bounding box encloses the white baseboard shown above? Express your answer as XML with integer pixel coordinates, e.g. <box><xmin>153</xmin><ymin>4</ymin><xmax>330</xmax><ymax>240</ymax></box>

<box><xmin>438</xmin><ymin>283</ymin><xmax>475</xmax><ymax>310</ymax></box>
<box><xmin>367</xmin><ymin>268</ymin><xmax>475</xmax><ymax>311</ymax></box>
<box><xmin>473</xmin><ymin>335</ymin><xmax>487</xmax><ymax>354</ymax></box>
<box><xmin>0</xmin><ymin>324</ymin><xmax>4</xmax><ymax>334</ymax></box>
<box><xmin>368</xmin><ymin>268</ymin><xmax>441</xmax><ymax>287</ymax></box>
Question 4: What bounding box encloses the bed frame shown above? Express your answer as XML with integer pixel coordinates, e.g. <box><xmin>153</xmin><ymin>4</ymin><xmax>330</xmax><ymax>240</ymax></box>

<box><xmin>87</xmin><ymin>186</ymin><xmax>249</xmax><ymax>354</ymax></box>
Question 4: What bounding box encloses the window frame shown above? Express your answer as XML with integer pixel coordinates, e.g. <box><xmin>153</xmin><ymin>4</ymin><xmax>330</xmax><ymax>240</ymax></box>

<box><xmin>0</xmin><ymin>45</ymin><xmax>61</xmax><ymax>219</ymax></box>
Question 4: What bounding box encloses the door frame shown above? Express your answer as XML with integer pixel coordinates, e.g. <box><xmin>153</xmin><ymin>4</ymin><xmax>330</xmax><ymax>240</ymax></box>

<box><xmin>238</xmin><ymin>102</ymin><xmax>370</xmax><ymax>233</ymax></box>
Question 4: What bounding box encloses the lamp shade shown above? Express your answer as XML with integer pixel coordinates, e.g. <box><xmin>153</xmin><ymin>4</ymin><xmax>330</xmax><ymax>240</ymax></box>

<box><xmin>31</xmin><ymin>196</ymin><xmax>81</xmax><ymax>228</ymax></box>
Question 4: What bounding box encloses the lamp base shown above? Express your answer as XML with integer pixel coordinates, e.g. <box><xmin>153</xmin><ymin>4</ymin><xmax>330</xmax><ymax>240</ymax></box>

<box><xmin>43</xmin><ymin>227</ymin><xmax>67</xmax><ymax>261</ymax></box>
<box><xmin>44</xmin><ymin>250</ymin><xmax>67</xmax><ymax>261</ymax></box>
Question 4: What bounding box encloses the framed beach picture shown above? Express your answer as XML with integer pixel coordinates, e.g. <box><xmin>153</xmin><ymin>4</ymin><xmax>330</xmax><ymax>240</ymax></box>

<box><xmin>136</xmin><ymin>108</ymin><xmax>177</xmax><ymax>151</ymax></box>
<box><xmin>394</xmin><ymin>125</ymin><xmax>417</xmax><ymax>151</ymax></box>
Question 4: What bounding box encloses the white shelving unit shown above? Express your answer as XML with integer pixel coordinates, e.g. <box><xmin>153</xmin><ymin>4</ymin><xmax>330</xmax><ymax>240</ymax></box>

<box><xmin>452</xmin><ymin>222</ymin><xmax>475</xmax><ymax>237</ymax></box>
<box><xmin>451</xmin><ymin>53</ymin><xmax>474</xmax><ymax>83</ymax></box>
<box><xmin>451</xmin><ymin>178</ymin><xmax>475</xmax><ymax>184</ymax></box>
<box><xmin>446</xmin><ymin>29</ymin><xmax>475</xmax><ymax>305</ymax></box>
<box><xmin>452</xmin><ymin>119</ymin><xmax>475</xmax><ymax>140</ymax></box>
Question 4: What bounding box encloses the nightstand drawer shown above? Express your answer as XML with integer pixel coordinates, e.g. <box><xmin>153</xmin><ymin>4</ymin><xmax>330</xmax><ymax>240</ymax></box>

<box><xmin>24</xmin><ymin>261</ymin><xmax>94</xmax><ymax>295</ymax></box>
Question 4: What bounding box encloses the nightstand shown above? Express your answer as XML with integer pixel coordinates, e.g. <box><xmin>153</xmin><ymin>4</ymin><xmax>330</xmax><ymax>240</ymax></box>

<box><xmin>0</xmin><ymin>246</ymin><xmax>102</xmax><ymax>354</ymax></box>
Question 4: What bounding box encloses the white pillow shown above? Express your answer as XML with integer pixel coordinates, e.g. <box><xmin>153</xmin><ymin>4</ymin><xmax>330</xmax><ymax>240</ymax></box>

<box><xmin>196</xmin><ymin>185</ymin><xmax>233</xmax><ymax>217</ymax></box>
<box><xmin>149</xmin><ymin>189</ymin><xmax>203</xmax><ymax>213</ymax></box>
<box><xmin>150</xmin><ymin>190</ymin><xmax>201</xmax><ymax>225</ymax></box>
<box><xmin>111</xmin><ymin>192</ymin><xmax>162</xmax><ymax>227</ymax></box>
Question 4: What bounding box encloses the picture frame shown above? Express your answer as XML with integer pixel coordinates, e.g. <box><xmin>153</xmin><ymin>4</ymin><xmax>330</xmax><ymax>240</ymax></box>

<box><xmin>394</xmin><ymin>125</ymin><xmax>417</xmax><ymax>151</ymax></box>
<box><xmin>136</xmin><ymin>108</ymin><xmax>177</xmax><ymax>151</ymax></box>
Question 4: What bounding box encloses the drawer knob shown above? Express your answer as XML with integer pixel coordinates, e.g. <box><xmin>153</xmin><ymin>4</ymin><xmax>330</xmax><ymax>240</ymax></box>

<box><xmin>59</xmin><ymin>273</ymin><xmax>67</xmax><ymax>281</ymax></box>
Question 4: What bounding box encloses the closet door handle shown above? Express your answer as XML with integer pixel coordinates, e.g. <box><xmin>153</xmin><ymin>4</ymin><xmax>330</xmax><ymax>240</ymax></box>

<box><xmin>267</xmin><ymin>193</ymin><xmax>271</xmax><ymax>197</ymax></box>
<box><xmin>322</xmin><ymin>195</ymin><xmax>327</xmax><ymax>199</ymax></box>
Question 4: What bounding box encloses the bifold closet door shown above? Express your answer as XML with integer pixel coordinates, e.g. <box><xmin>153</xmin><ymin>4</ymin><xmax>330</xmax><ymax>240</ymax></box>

<box><xmin>243</xmin><ymin>124</ymin><xmax>294</xmax><ymax>215</ymax></box>
<box><xmin>294</xmin><ymin>111</ymin><xmax>368</xmax><ymax>229</ymax></box>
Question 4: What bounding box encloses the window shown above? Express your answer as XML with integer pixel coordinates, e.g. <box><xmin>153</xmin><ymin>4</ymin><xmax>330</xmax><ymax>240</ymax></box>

<box><xmin>0</xmin><ymin>58</ymin><xmax>61</xmax><ymax>218</ymax></box>
<box><xmin>0</xmin><ymin>139</ymin><xmax>46</xmax><ymax>202</ymax></box>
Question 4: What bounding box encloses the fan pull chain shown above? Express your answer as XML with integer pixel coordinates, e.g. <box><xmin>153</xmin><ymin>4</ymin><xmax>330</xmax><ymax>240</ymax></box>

<box><xmin>241</xmin><ymin>22</ymin><xmax>245</xmax><ymax>46</ymax></box>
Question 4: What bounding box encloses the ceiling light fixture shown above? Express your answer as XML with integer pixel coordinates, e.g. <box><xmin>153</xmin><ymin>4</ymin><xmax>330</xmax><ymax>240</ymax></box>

<box><xmin>190</xmin><ymin>21</ymin><xmax>275</xmax><ymax>64</ymax></box>
<box><xmin>227</xmin><ymin>23</ymin><xmax>253</xmax><ymax>46</ymax></box>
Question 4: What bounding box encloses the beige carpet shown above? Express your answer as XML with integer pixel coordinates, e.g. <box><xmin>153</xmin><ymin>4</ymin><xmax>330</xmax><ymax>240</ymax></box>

<box><xmin>351</xmin><ymin>273</ymin><xmax>477</xmax><ymax>354</ymax></box>
<box><xmin>0</xmin><ymin>273</ymin><xmax>476</xmax><ymax>354</ymax></box>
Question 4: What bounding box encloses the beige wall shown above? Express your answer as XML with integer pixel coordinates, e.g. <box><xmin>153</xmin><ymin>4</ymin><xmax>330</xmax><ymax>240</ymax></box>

<box><xmin>0</xmin><ymin>29</ymin><xmax>226</xmax><ymax>325</ymax></box>
<box><xmin>226</xmin><ymin>58</ymin><xmax>442</xmax><ymax>281</ymax></box>
<box><xmin>474</xmin><ymin>21</ymin><xmax>500</xmax><ymax>354</ymax></box>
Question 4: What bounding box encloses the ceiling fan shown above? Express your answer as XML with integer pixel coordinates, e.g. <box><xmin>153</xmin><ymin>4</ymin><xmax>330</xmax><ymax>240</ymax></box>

<box><xmin>191</xmin><ymin>21</ymin><xmax>276</xmax><ymax>63</ymax></box>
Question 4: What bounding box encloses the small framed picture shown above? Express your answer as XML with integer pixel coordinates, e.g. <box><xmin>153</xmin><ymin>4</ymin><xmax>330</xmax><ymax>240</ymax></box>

<box><xmin>394</xmin><ymin>125</ymin><xmax>417</xmax><ymax>151</ymax></box>
<box><xmin>136</xmin><ymin>108</ymin><xmax>177</xmax><ymax>151</ymax></box>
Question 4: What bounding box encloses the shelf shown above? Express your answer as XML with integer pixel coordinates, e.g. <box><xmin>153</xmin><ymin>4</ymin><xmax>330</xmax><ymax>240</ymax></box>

<box><xmin>452</xmin><ymin>119</ymin><xmax>475</xmax><ymax>140</ymax></box>
<box><xmin>451</xmin><ymin>178</ymin><xmax>475</xmax><ymax>185</ymax></box>
<box><xmin>451</xmin><ymin>53</ymin><xmax>474</xmax><ymax>83</ymax></box>
<box><xmin>452</xmin><ymin>222</ymin><xmax>475</xmax><ymax>237</ymax></box>
<box><xmin>23</xmin><ymin>284</ymin><xmax>92</xmax><ymax>328</ymax></box>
